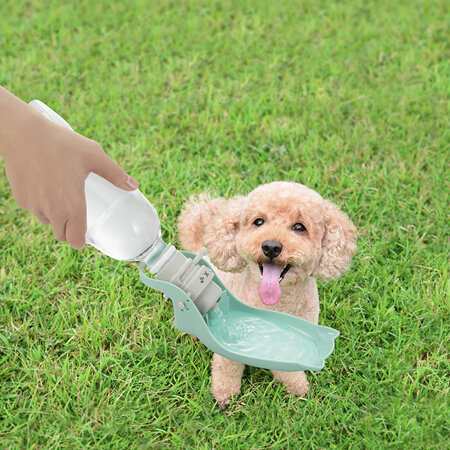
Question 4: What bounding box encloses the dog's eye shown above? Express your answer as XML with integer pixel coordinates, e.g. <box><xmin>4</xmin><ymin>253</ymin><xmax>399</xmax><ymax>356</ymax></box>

<box><xmin>253</xmin><ymin>218</ymin><xmax>265</xmax><ymax>227</ymax></box>
<box><xmin>292</xmin><ymin>222</ymin><xmax>307</xmax><ymax>233</ymax></box>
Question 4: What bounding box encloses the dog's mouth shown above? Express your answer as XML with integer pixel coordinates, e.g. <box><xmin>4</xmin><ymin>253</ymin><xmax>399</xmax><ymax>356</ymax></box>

<box><xmin>257</xmin><ymin>262</ymin><xmax>291</xmax><ymax>305</ymax></box>
<box><xmin>258</xmin><ymin>263</ymin><xmax>291</xmax><ymax>281</ymax></box>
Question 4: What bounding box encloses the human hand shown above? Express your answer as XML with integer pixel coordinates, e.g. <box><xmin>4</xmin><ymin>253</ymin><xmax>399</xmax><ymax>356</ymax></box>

<box><xmin>1</xmin><ymin>90</ymin><xmax>138</xmax><ymax>249</ymax></box>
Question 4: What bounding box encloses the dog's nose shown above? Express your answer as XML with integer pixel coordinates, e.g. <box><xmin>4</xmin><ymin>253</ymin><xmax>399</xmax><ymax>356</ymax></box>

<box><xmin>261</xmin><ymin>240</ymin><xmax>283</xmax><ymax>259</ymax></box>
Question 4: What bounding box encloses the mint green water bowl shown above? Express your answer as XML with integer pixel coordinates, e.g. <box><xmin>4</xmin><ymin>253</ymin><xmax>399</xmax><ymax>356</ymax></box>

<box><xmin>140</xmin><ymin>251</ymin><xmax>339</xmax><ymax>372</ymax></box>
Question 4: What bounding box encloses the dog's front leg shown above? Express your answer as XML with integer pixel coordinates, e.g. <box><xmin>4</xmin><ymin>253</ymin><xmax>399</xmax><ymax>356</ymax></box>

<box><xmin>211</xmin><ymin>353</ymin><xmax>245</xmax><ymax>408</ymax></box>
<box><xmin>270</xmin><ymin>301</ymin><xmax>316</xmax><ymax>397</ymax></box>
<box><xmin>272</xmin><ymin>370</ymin><xmax>309</xmax><ymax>397</ymax></box>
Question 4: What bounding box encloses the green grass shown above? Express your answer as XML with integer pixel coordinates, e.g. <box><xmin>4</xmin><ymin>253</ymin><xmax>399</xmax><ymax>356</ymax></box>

<box><xmin>0</xmin><ymin>0</ymin><xmax>449</xmax><ymax>448</ymax></box>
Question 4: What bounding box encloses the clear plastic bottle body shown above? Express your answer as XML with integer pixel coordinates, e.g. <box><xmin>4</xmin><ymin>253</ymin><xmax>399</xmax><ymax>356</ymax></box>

<box><xmin>85</xmin><ymin>173</ymin><xmax>161</xmax><ymax>261</ymax></box>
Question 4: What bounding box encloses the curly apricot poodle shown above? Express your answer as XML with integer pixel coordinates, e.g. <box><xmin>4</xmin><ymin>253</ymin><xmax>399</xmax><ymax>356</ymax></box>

<box><xmin>178</xmin><ymin>181</ymin><xmax>357</xmax><ymax>407</ymax></box>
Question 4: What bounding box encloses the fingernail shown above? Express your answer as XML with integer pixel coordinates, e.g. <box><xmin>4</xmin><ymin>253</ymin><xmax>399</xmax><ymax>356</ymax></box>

<box><xmin>126</xmin><ymin>175</ymin><xmax>139</xmax><ymax>190</ymax></box>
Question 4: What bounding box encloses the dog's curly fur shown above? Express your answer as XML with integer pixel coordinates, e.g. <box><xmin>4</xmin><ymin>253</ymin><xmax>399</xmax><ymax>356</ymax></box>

<box><xmin>178</xmin><ymin>181</ymin><xmax>357</xmax><ymax>407</ymax></box>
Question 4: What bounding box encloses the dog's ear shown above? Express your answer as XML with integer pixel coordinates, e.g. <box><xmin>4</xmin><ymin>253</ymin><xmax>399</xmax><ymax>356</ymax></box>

<box><xmin>313</xmin><ymin>199</ymin><xmax>357</xmax><ymax>280</ymax></box>
<box><xmin>178</xmin><ymin>193</ymin><xmax>247</xmax><ymax>272</ymax></box>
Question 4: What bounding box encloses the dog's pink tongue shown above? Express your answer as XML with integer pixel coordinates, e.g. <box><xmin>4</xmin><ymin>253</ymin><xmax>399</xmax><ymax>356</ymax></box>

<box><xmin>258</xmin><ymin>263</ymin><xmax>283</xmax><ymax>305</ymax></box>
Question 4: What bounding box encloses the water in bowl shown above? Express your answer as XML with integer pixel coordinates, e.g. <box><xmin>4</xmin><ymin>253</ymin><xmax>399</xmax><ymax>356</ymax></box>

<box><xmin>207</xmin><ymin>305</ymin><xmax>321</xmax><ymax>365</ymax></box>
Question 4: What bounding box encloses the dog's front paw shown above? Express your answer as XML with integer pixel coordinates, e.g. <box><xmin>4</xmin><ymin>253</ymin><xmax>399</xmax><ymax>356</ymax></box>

<box><xmin>211</xmin><ymin>354</ymin><xmax>245</xmax><ymax>408</ymax></box>
<box><xmin>272</xmin><ymin>370</ymin><xmax>310</xmax><ymax>397</ymax></box>
<box><xmin>212</xmin><ymin>382</ymin><xmax>241</xmax><ymax>409</ymax></box>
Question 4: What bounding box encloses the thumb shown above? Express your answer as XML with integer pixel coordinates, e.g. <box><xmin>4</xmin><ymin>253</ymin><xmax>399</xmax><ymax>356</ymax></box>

<box><xmin>90</xmin><ymin>148</ymin><xmax>139</xmax><ymax>191</ymax></box>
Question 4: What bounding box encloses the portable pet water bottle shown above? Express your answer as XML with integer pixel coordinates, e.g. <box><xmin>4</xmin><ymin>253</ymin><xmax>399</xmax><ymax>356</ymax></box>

<box><xmin>29</xmin><ymin>100</ymin><xmax>223</xmax><ymax>314</ymax></box>
<box><xmin>29</xmin><ymin>100</ymin><xmax>339</xmax><ymax>373</ymax></box>
<box><xmin>82</xmin><ymin>174</ymin><xmax>223</xmax><ymax>313</ymax></box>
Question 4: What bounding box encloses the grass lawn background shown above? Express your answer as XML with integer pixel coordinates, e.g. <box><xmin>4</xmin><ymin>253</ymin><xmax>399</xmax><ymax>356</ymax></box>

<box><xmin>0</xmin><ymin>0</ymin><xmax>448</xmax><ymax>448</ymax></box>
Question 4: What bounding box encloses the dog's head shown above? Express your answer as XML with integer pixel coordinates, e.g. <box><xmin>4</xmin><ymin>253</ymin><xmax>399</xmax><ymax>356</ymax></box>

<box><xmin>178</xmin><ymin>181</ymin><xmax>357</xmax><ymax>305</ymax></box>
